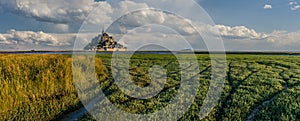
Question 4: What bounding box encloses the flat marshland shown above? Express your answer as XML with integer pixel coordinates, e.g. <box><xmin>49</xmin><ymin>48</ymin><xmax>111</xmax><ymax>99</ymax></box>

<box><xmin>0</xmin><ymin>54</ymin><xmax>299</xmax><ymax>120</ymax></box>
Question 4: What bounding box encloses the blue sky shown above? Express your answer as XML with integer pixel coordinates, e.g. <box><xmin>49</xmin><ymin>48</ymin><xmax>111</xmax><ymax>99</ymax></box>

<box><xmin>200</xmin><ymin>0</ymin><xmax>300</xmax><ymax>32</ymax></box>
<box><xmin>0</xmin><ymin>0</ymin><xmax>299</xmax><ymax>51</ymax></box>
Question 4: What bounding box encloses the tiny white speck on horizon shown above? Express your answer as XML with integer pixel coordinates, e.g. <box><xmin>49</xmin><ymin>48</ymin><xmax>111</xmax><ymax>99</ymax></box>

<box><xmin>264</xmin><ymin>4</ymin><xmax>272</xmax><ymax>9</ymax></box>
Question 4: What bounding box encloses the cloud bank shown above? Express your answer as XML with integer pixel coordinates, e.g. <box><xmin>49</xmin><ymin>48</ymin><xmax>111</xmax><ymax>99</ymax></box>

<box><xmin>0</xmin><ymin>0</ymin><xmax>153</xmax><ymax>32</ymax></box>
<box><xmin>0</xmin><ymin>29</ymin><xmax>69</xmax><ymax>46</ymax></box>
<box><xmin>0</xmin><ymin>0</ymin><xmax>99</xmax><ymax>23</ymax></box>
<box><xmin>211</xmin><ymin>25</ymin><xmax>268</xmax><ymax>40</ymax></box>
<box><xmin>1</xmin><ymin>24</ymin><xmax>300</xmax><ymax>51</ymax></box>
<box><xmin>0</xmin><ymin>30</ymin><xmax>73</xmax><ymax>50</ymax></box>
<box><xmin>289</xmin><ymin>1</ymin><xmax>300</xmax><ymax>10</ymax></box>
<box><xmin>0</xmin><ymin>0</ymin><xmax>300</xmax><ymax>51</ymax></box>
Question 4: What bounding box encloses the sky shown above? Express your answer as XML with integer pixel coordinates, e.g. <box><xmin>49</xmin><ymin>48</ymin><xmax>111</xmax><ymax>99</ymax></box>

<box><xmin>200</xmin><ymin>0</ymin><xmax>300</xmax><ymax>33</ymax></box>
<box><xmin>0</xmin><ymin>0</ymin><xmax>299</xmax><ymax>51</ymax></box>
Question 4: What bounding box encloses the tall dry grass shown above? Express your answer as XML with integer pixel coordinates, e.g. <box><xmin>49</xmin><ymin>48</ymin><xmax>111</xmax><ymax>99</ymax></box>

<box><xmin>0</xmin><ymin>54</ymin><xmax>107</xmax><ymax>120</ymax></box>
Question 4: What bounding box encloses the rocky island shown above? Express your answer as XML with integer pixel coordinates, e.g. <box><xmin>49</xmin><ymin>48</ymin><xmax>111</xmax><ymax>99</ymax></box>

<box><xmin>84</xmin><ymin>30</ymin><xmax>127</xmax><ymax>51</ymax></box>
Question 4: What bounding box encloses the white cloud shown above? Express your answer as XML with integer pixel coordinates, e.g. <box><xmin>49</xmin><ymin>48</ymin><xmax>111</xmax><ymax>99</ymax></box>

<box><xmin>288</xmin><ymin>1</ymin><xmax>300</xmax><ymax>10</ymax></box>
<box><xmin>107</xmin><ymin>24</ymin><xmax>300</xmax><ymax>51</ymax></box>
<box><xmin>0</xmin><ymin>30</ymin><xmax>73</xmax><ymax>50</ymax></box>
<box><xmin>291</xmin><ymin>5</ymin><xmax>300</xmax><ymax>10</ymax></box>
<box><xmin>0</xmin><ymin>0</ymin><xmax>209</xmax><ymax>34</ymax></box>
<box><xmin>0</xmin><ymin>25</ymin><xmax>300</xmax><ymax>51</ymax></box>
<box><xmin>0</xmin><ymin>29</ymin><xmax>109</xmax><ymax>50</ymax></box>
<box><xmin>0</xmin><ymin>0</ymin><xmax>91</xmax><ymax>23</ymax></box>
<box><xmin>223</xmin><ymin>30</ymin><xmax>300</xmax><ymax>51</ymax></box>
<box><xmin>211</xmin><ymin>25</ymin><xmax>300</xmax><ymax>46</ymax></box>
<box><xmin>0</xmin><ymin>0</ymin><xmax>113</xmax><ymax>32</ymax></box>
<box><xmin>109</xmin><ymin>9</ymin><xmax>197</xmax><ymax>35</ymax></box>
<box><xmin>1</xmin><ymin>1</ymin><xmax>300</xmax><ymax>51</ymax></box>
<box><xmin>211</xmin><ymin>25</ymin><xmax>268</xmax><ymax>40</ymax></box>
<box><xmin>267</xmin><ymin>30</ymin><xmax>300</xmax><ymax>45</ymax></box>
<box><xmin>289</xmin><ymin>1</ymin><xmax>298</xmax><ymax>5</ymax></box>
<box><xmin>264</xmin><ymin>4</ymin><xmax>272</xmax><ymax>9</ymax></box>
<box><xmin>0</xmin><ymin>0</ymin><xmax>161</xmax><ymax>33</ymax></box>
<box><xmin>201</xmin><ymin>25</ymin><xmax>300</xmax><ymax>51</ymax></box>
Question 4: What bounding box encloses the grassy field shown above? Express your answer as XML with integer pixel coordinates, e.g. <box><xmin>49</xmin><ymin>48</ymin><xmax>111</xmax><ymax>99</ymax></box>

<box><xmin>0</xmin><ymin>55</ymin><xmax>106</xmax><ymax>120</ymax></box>
<box><xmin>80</xmin><ymin>54</ymin><xmax>300</xmax><ymax>120</ymax></box>
<box><xmin>0</xmin><ymin>54</ymin><xmax>299</xmax><ymax>120</ymax></box>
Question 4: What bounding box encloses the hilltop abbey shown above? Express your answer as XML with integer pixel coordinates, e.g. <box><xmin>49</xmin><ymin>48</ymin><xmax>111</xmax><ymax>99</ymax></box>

<box><xmin>84</xmin><ymin>30</ymin><xmax>127</xmax><ymax>51</ymax></box>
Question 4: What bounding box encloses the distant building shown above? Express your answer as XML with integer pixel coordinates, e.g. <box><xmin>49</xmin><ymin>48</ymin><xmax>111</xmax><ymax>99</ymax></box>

<box><xmin>84</xmin><ymin>30</ymin><xmax>127</xmax><ymax>51</ymax></box>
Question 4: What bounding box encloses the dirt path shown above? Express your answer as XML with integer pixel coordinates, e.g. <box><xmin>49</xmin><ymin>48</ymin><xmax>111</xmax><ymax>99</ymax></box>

<box><xmin>60</xmin><ymin>107</ymin><xmax>88</xmax><ymax>121</ymax></box>
<box><xmin>60</xmin><ymin>92</ymin><xmax>106</xmax><ymax>121</ymax></box>
<box><xmin>246</xmin><ymin>83</ymin><xmax>288</xmax><ymax>121</ymax></box>
<box><xmin>60</xmin><ymin>62</ymin><xmax>212</xmax><ymax>121</ymax></box>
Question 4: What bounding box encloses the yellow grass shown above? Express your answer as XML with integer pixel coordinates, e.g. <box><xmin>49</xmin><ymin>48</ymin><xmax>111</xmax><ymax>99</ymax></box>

<box><xmin>0</xmin><ymin>54</ymin><xmax>107</xmax><ymax>120</ymax></box>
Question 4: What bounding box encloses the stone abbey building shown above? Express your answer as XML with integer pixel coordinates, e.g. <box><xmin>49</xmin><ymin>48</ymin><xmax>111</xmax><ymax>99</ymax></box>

<box><xmin>84</xmin><ymin>30</ymin><xmax>127</xmax><ymax>51</ymax></box>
